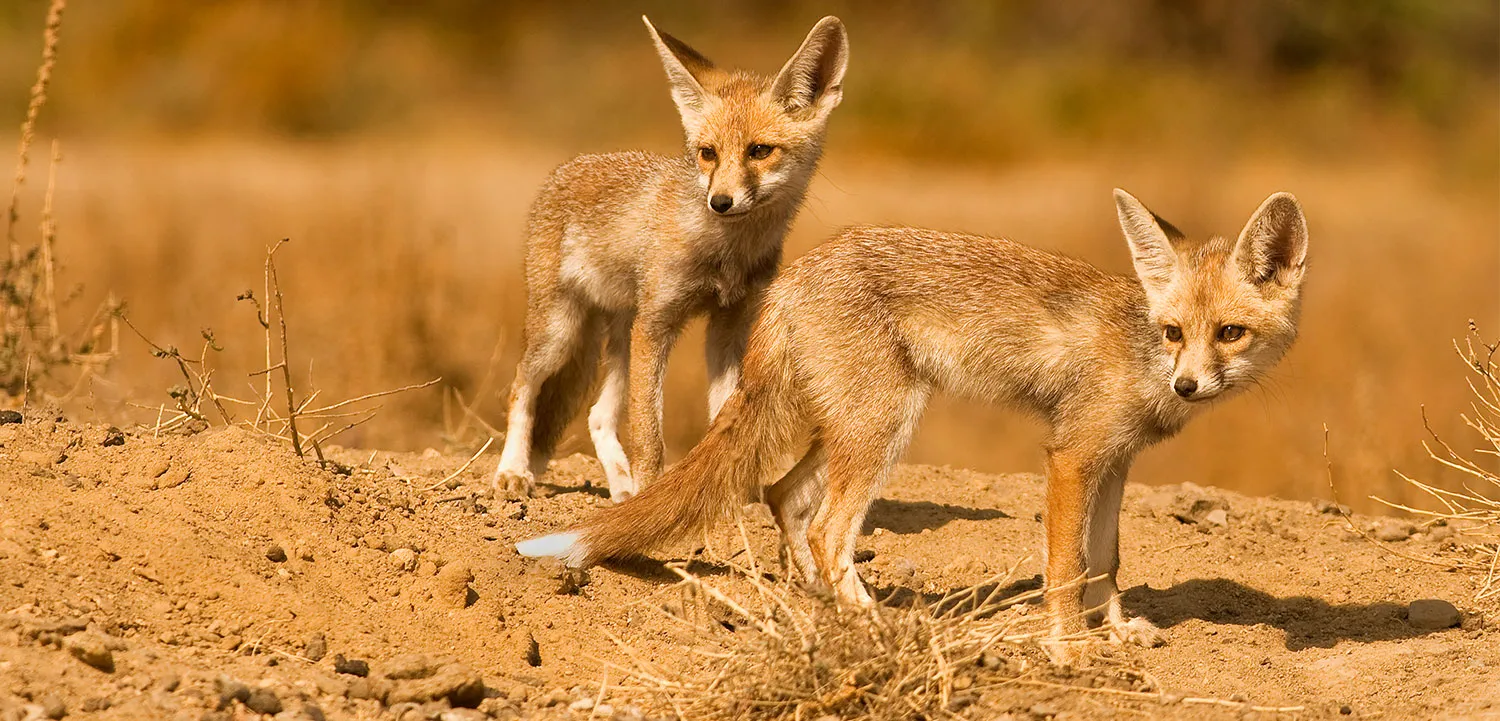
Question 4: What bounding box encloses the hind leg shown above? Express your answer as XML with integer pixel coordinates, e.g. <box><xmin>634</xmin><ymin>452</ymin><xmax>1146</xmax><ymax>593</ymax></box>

<box><xmin>527</xmin><ymin>313</ymin><xmax>603</xmax><ymax>479</ymax></box>
<box><xmin>808</xmin><ymin>384</ymin><xmax>930</xmax><ymax>605</ymax></box>
<box><xmin>589</xmin><ymin>315</ymin><xmax>636</xmax><ymax>502</ymax></box>
<box><xmin>493</xmin><ymin>298</ymin><xmax>593</xmax><ymax>496</ymax></box>
<box><xmin>766</xmin><ymin>440</ymin><xmax>827</xmax><ymax>589</ymax></box>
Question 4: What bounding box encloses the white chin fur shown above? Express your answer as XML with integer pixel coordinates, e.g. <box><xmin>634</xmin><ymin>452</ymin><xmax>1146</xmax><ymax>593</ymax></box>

<box><xmin>515</xmin><ymin>531</ymin><xmax>586</xmax><ymax>565</ymax></box>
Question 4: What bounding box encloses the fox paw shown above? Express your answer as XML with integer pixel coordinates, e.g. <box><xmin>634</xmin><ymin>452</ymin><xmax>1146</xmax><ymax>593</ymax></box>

<box><xmin>1041</xmin><ymin>637</ymin><xmax>1101</xmax><ymax>667</ymax></box>
<box><xmin>607</xmin><ymin>476</ymin><xmax>638</xmax><ymax>504</ymax></box>
<box><xmin>492</xmin><ymin>468</ymin><xmax>535</xmax><ymax>498</ymax></box>
<box><xmin>1109</xmin><ymin>616</ymin><xmax>1165</xmax><ymax>648</ymax></box>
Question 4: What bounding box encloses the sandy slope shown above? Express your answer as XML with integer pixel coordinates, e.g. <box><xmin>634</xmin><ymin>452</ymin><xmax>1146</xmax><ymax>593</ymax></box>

<box><xmin>0</xmin><ymin>416</ymin><xmax>1495</xmax><ymax>720</ymax></box>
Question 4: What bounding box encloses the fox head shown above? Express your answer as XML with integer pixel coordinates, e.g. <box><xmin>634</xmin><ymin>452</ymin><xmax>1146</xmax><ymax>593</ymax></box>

<box><xmin>1114</xmin><ymin>189</ymin><xmax>1309</xmax><ymax>404</ymax></box>
<box><xmin>642</xmin><ymin>16</ymin><xmax>848</xmax><ymax>218</ymax></box>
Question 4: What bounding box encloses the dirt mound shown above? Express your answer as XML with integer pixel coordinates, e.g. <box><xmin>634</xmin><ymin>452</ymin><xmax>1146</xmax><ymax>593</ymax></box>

<box><xmin>1</xmin><ymin>413</ymin><xmax>1496</xmax><ymax>719</ymax></box>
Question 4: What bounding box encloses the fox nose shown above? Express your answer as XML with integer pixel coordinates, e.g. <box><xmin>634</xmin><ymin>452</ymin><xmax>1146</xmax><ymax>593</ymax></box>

<box><xmin>709</xmin><ymin>195</ymin><xmax>734</xmax><ymax>214</ymax></box>
<box><xmin>1173</xmin><ymin>377</ymin><xmax>1198</xmax><ymax>398</ymax></box>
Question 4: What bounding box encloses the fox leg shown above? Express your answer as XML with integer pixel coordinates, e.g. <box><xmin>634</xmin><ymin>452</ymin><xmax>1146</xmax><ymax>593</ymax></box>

<box><xmin>494</xmin><ymin>298</ymin><xmax>592</xmax><ymax>495</ymax></box>
<box><xmin>626</xmin><ymin>306</ymin><xmax>686</xmax><ymax>488</ymax></box>
<box><xmin>1085</xmin><ymin>459</ymin><xmax>1164</xmax><ymax>647</ymax></box>
<box><xmin>705</xmin><ymin>291</ymin><xmax>761</xmax><ymax>422</ymax></box>
<box><xmin>589</xmin><ymin>315</ymin><xmax>636</xmax><ymax>503</ymax></box>
<box><xmin>1041</xmin><ymin>444</ymin><xmax>1099</xmax><ymax>662</ymax></box>
<box><xmin>809</xmin><ymin>385</ymin><xmax>929</xmax><ymax>605</ymax></box>
<box><xmin>766</xmin><ymin>440</ymin><xmax>827</xmax><ymax>589</ymax></box>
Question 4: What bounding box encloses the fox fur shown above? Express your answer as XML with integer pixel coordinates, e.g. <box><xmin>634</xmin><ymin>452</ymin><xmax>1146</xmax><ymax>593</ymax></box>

<box><xmin>517</xmin><ymin>190</ymin><xmax>1309</xmax><ymax>661</ymax></box>
<box><xmin>492</xmin><ymin>16</ymin><xmax>849</xmax><ymax>503</ymax></box>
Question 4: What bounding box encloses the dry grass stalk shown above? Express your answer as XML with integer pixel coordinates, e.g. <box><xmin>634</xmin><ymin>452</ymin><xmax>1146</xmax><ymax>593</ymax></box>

<box><xmin>1372</xmin><ymin>322</ymin><xmax>1500</xmax><ymax>601</ymax></box>
<box><xmin>125</xmin><ymin>239</ymin><xmax>438</xmax><ymax>462</ymax></box>
<box><xmin>6</xmin><ymin>0</ymin><xmax>65</xmax><ymax>260</ymax></box>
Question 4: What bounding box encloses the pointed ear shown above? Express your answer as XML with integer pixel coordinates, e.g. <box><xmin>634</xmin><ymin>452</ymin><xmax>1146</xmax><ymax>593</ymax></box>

<box><xmin>1233</xmin><ymin>192</ymin><xmax>1308</xmax><ymax>287</ymax></box>
<box><xmin>1114</xmin><ymin>189</ymin><xmax>1179</xmax><ymax>292</ymax></box>
<box><xmin>643</xmin><ymin>16</ymin><xmax>717</xmax><ymax>125</ymax></box>
<box><xmin>770</xmin><ymin>16</ymin><xmax>848</xmax><ymax>115</ymax></box>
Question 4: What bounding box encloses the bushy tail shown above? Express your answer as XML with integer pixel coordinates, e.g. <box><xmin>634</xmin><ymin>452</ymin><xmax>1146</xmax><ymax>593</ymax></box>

<box><xmin>516</xmin><ymin>311</ymin><xmax>801</xmax><ymax>568</ymax></box>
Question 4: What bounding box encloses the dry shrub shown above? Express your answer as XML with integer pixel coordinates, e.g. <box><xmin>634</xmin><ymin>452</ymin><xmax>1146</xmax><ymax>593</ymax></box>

<box><xmin>607</xmin><ymin>551</ymin><xmax>1161</xmax><ymax>720</ymax></box>
<box><xmin>119</xmin><ymin>239</ymin><xmax>438</xmax><ymax>467</ymax></box>
<box><xmin>1378</xmin><ymin>322</ymin><xmax>1500</xmax><ymax>602</ymax></box>
<box><xmin>0</xmin><ymin>0</ymin><xmax>115</xmax><ymax>405</ymax></box>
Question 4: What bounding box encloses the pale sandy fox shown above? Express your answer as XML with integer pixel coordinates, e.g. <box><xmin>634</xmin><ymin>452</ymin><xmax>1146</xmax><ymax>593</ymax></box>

<box><xmin>517</xmin><ymin>190</ymin><xmax>1309</xmax><ymax>659</ymax></box>
<box><xmin>491</xmin><ymin>16</ymin><xmax>849</xmax><ymax>503</ymax></box>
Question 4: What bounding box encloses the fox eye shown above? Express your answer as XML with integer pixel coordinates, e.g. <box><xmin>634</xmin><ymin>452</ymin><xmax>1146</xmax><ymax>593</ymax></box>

<box><xmin>1217</xmin><ymin>325</ymin><xmax>1246</xmax><ymax>342</ymax></box>
<box><xmin>698</xmin><ymin>147</ymin><xmax>718</xmax><ymax>163</ymax></box>
<box><xmin>1163</xmin><ymin>325</ymin><xmax>1183</xmax><ymax>343</ymax></box>
<box><xmin>748</xmin><ymin>144</ymin><xmax>775</xmax><ymax>160</ymax></box>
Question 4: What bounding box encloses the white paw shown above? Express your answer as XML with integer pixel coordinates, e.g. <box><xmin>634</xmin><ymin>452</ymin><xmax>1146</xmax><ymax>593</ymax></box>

<box><xmin>608</xmin><ymin>475</ymin><xmax>638</xmax><ymax>504</ymax></box>
<box><xmin>1110</xmin><ymin>616</ymin><xmax>1166</xmax><ymax>648</ymax></box>
<box><xmin>492</xmin><ymin>468</ymin><xmax>535</xmax><ymax>497</ymax></box>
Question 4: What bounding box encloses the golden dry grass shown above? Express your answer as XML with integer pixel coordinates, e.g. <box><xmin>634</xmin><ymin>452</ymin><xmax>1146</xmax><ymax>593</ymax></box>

<box><xmin>10</xmin><ymin>136</ymin><xmax>1495</xmax><ymax>512</ymax></box>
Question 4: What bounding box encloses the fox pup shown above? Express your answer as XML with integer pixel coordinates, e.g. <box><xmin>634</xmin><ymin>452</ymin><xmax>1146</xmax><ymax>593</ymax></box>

<box><xmin>517</xmin><ymin>190</ymin><xmax>1309</xmax><ymax>660</ymax></box>
<box><xmin>491</xmin><ymin>16</ymin><xmax>849</xmax><ymax>503</ymax></box>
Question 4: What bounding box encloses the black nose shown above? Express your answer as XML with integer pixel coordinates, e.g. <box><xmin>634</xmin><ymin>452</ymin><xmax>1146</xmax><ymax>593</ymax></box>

<box><xmin>1173</xmin><ymin>377</ymin><xmax>1198</xmax><ymax>398</ymax></box>
<box><xmin>709</xmin><ymin>195</ymin><xmax>734</xmax><ymax>214</ymax></box>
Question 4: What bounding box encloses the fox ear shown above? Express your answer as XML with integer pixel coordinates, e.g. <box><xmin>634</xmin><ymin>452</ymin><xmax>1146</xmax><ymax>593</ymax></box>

<box><xmin>1114</xmin><ymin>189</ymin><xmax>1179</xmax><ymax>292</ymax></box>
<box><xmin>643</xmin><ymin>17</ymin><xmax>718</xmax><ymax>126</ymax></box>
<box><xmin>1233</xmin><ymin>192</ymin><xmax>1308</xmax><ymax>287</ymax></box>
<box><xmin>771</xmin><ymin>16</ymin><xmax>848</xmax><ymax>116</ymax></box>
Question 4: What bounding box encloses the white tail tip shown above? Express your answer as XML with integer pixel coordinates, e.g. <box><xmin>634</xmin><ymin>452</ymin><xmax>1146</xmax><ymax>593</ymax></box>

<box><xmin>515</xmin><ymin>531</ymin><xmax>584</xmax><ymax>562</ymax></box>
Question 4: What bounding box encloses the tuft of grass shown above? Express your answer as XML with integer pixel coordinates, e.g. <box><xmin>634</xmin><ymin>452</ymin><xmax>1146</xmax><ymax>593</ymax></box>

<box><xmin>604</xmin><ymin>544</ymin><xmax>1157</xmax><ymax>720</ymax></box>
<box><xmin>1</xmin><ymin>0</ymin><xmax>118</xmax><ymax>406</ymax></box>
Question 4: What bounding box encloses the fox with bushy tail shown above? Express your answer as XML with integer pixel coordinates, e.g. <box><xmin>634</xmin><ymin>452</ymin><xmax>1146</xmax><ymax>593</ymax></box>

<box><xmin>516</xmin><ymin>299</ymin><xmax>803</xmax><ymax>567</ymax></box>
<box><xmin>520</xmin><ymin>190</ymin><xmax>1309</xmax><ymax>665</ymax></box>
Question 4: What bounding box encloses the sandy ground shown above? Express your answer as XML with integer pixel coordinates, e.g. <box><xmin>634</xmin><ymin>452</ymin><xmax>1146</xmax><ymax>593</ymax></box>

<box><xmin>1</xmin><ymin>413</ymin><xmax>1496</xmax><ymax>720</ymax></box>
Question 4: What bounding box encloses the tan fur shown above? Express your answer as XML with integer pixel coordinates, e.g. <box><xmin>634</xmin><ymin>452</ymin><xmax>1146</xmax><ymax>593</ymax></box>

<box><xmin>493</xmin><ymin>17</ymin><xmax>849</xmax><ymax>502</ymax></box>
<box><xmin>521</xmin><ymin>190</ymin><xmax>1309</xmax><ymax>661</ymax></box>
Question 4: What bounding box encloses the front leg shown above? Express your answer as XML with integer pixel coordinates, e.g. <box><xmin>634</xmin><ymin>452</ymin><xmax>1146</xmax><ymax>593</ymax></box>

<box><xmin>704</xmin><ymin>289</ymin><xmax>763</xmax><ymax>421</ymax></box>
<box><xmin>626</xmin><ymin>309</ymin><xmax>684</xmax><ymax>488</ymax></box>
<box><xmin>1086</xmin><ymin>459</ymin><xmax>1165</xmax><ymax>648</ymax></box>
<box><xmin>1042</xmin><ymin>446</ymin><xmax>1101</xmax><ymax>664</ymax></box>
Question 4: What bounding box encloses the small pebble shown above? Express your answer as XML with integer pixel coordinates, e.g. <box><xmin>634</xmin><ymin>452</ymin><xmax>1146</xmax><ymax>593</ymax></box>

<box><xmin>333</xmin><ymin>654</ymin><xmax>371</xmax><ymax>677</ymax></box>
<box><xmin>63</xmin><ymin>633</ymin><xmax>115</xmax><ymax>673</ymax></box>
<box><xmin>389</xmin><ymin>548</ymin><xmax>418</xmax><ymax>573</ymax></box>
<box><xmin>216</xmin><ymin>676</ymin><xmax>251</xmax><ymax>708</ymax></box>
<box><xmin>1204</xmin><ymin>508</ymin><xmax>1229</xmax><ymax>527</ymax></box>
<box><xmin>39</xmin><ymin>695</ymin><xmax>66</xmax><ymax>719</ymax></box>
<box><xmin>569</xmin><ymin>698</ymin><xmax>595</xmax><ymax>712</ymax></box>
<box><xmin>244</xmin><ymin>688</ymin><xmax>282</xmax><ymax>715</ymax></box>
<box><xmin>101</xmin><ymin>426</ymin><xmax>125</xmax><ymax>447</ymax></box>
<box><xmin>265</xmin><ymin>544</ymin><xmax>288</xmax><ymax>563</ymax></box>
<box><xmin>1407</xmin><ymin>599</ymin><xmax>1461</xmax><ymax>629</ymax></box>
<box><xmin>304</xmin><ymin>632</ymin><xmax>327</xmax><ymax>662</ymax></box>
<box><xmin>1340</xmin><ymin>705</ymin><xmax>1353</xmax><ymax>715</ymax></box>
<box><xmin>0</xmin><ymin>410</ymin><xmax>21</xmax><ymax>424</ymax></box>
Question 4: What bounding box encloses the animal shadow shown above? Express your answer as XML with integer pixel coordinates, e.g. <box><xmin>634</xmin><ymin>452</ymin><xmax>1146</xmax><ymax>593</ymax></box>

<box><xmin>1124</xmin><ymin>577</ymin><xmax>1447</xmax><ymax>650</ymax></box>
<box><xmin>864</xmin><ymin>498</ymin><xmax>1012</xmax><ymax>535</ymax></box>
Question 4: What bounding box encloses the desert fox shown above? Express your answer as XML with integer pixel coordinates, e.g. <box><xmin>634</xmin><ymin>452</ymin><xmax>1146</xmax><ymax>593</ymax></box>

<box><xmin>517</xmin><ymin>190</ymin><xmax>1309</xmax><ymax>659</ymax></box>
<box><xmin>491</xmin><ymin>16</ymin><xmax>849</xmax><ymax>503</ymax></box>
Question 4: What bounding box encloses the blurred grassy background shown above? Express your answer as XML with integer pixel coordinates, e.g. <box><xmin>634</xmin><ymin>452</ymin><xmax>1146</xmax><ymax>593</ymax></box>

<box><xmin>3</xmin><ymin>0</ymin><xmax>1497</xmax><ymax>510</ymax></box>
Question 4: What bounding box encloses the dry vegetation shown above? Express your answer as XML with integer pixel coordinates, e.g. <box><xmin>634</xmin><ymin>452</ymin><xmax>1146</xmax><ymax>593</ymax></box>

<box><xmin>1375</xmin><ymin>324</ymin><xmax>1500</xmax><ymax>601</ymax></box>
<box><xmin>0</xmin><ymin>4</ymin><xmax>1497</xmax><ymax>721</ymax></box>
